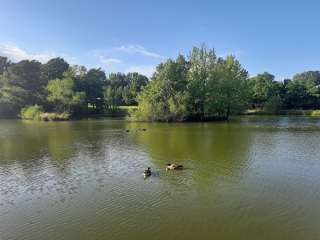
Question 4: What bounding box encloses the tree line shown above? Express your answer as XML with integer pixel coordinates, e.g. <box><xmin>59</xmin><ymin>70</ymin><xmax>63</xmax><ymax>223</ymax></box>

<box><xmin>132</xmin><ymin>46</ymin><xmax>320</xmax><ymax>121</ymax></box>
<box><xmin>0</xmin><ymin>56</ymin><xmax>148</xmax><ymax>119</ymax></box>
<box><xmin>1</xmin><ymin>45</ymin><xmax>320</xmax><ymax>121</ymax></box>
<box><xmin>249</xmin><ymin>71</ymin><xmax>320</xmax><ymax>112</ymax></box>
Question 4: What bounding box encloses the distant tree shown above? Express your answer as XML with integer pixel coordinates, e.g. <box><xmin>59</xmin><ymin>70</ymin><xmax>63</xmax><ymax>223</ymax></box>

<box><xmin>4</xmin><ymin>60</ymin><xmax>41</xmax><ymax>91</ymax></box>
<box><xmin>249</xmin><ymin>72</ymin><xmax>276</xmax><ymax>107</ymax></box>
<box><xmin>292</xmin><ymin>71</ymin><xmax>320</xmax><ymax>108</ymax></box>
<box><xmin>284</xmin><ymin>80</ymin><xmax>309</xmax><ymax>108</ymax></box>
<box><xmin>206</xmin><ymin>55</ymin><xmax>249</xmax><ymax>119</ymax></box>
<box><xmin>104</xmin><ymin>72</ymin><xmax>149</xmax><ymax>108</ymax></box>
<box><xmin>46</xmin><ymin>72</ymin><xmax>86</xmax><ymax>115</ymax></box>
<box><xmin>134</xmin><ymin>55</ymin><xmax>189</xmax><ymax>121</ymax></box>
<box><xmin>104</xmin><ymin>85</ymin><xmax>122</xmax><ymax>110</ymax></box>
<box><xmin>105</xmin><ymin>73</ymin><xmax>126</xmax><ymax>108</ymax></box>
<box><xmin>263</xmin><ymin>95</ymin><xmax>283</xmax><ymax>114</ymax></box>
<box><xmin>40</xmin><ymin>58</ymin><xmax>69</xmax><ymax>85</ymax></box>
<box><xmin>122</xmin><ymin>72</ymin><xmax>148</xmax><ymax>105</ymax></box>
<box><xmin>0</xmin><ymin>56</ymin><xmax>10</xmax><ymax>75</ymax></box>
<box><xmin>69</xmin><ymin>65</ymin><xmax>87</xmax><ymax>92</ymax></box>
<box><xmin>0</xmin><ymin>83</ymin><xmax>28</xmax><ymax>118</ymax></box>
<box><xmin>1</xmin><ymin>60</ymin><xmax>42</xmax><ymax>107</ymax></box>
<box><xmin>293</xmin><ymin>71</ymin><xmax>320</xmax><ymax>86</ymax></box>
<box><xmin>83</xmin><ymin>68</ymin><xmax>106</xmax><ymax>112</ymax></box>
<box><xmin>187</xmin><ymin>45</ymin><xmax>216</xmax><ymax>118</ymax></box>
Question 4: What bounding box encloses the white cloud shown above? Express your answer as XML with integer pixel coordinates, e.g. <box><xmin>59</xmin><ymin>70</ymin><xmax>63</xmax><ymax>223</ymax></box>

<box><xmin>98</xmin><ymin>55</ymin><xmax>121</xmax><ymax>66</ymax></box>
<box><xmin>115</xmin><ymin>45</ymin><xmax>163</xmax><ymax>59</ymax></box>
<box><xmin>0</xmin><ymin>42</ymin><xmax>76</xmax><ymax>64</ymax></box>
<box><xmin>218</xmin><ymin>50</ymin><xmax>245</xmax><ymax>58</ymax></box>
<box><xmin>126</xmin><ymin>65</ymin><xmax>156</xmax><ymax>77</ymax></box>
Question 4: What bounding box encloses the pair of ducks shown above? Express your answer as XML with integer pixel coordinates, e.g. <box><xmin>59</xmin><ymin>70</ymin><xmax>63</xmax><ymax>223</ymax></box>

<box><xmin>125</xmin><ymin>128</ymin><xmax>147</xmax><ymax>133</ymax></box>
<box><xmin>143</xmin><ymin>164</ymin><xmax>184</xmax><ymax>178</ymax></box>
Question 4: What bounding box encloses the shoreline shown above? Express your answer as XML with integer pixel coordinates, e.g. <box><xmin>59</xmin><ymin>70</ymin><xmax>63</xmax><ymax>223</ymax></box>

<box><xmin>3</xmin><ymin>108</ymin><xmax>320</xmax><ymax>122</ymax></box>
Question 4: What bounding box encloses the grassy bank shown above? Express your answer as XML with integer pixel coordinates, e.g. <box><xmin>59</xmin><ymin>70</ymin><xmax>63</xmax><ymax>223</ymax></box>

<box><xmin>20</xmin><ymin>105</ymin><xmax>138</xmax><ymax>121</ymax></box>
<box><xmin>21</xmin><ymin>105</ymin><xmax>320</xmax><ymax>122</ymax></box>
<box><xmin>245</xmin><ymin>109</ymin><xmax>320</xmax><ymax>116</ymax></box>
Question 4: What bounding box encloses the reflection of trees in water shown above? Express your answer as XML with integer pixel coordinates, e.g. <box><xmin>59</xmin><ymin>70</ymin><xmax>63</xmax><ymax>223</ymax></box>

<box><xmin>0</xmin><ymin>121</ymin><xmax>77</xmax><ymax>167</ymax></box>
<box><xmin>131</xmin><ymin>122</ymin><xmax>254</xmax><ymax>184</ymax></box>
<box><xmin>0</xmin><ymin>120</ymin><xmax>126</xmax><ymax>170</ymax></box>
<box><xmin>0</xmin><ymin>120</ymin><xmax>129</xmax><ymax>209</ymax></box>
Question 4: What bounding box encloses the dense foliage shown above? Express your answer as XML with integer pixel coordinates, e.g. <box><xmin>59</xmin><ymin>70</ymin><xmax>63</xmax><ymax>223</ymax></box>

<box><xmin>133</xmin><ymin>46</ymin><xmax>320</xmax><ymax>121</ymax></box>
<box><xmin>1</xmin><ymin>45</ymin><xmax>320</xmax><ymax>121</ymax></box>
<box><xmin>0</xmin><ymin>56</ymin><xmax>148</xmax><ymax>119</ymax></box>
<box><xmin>21</xmin><ymin>104</ymin><xmax>43</xmax><ymax>120</ymax></box>
<box><xmin>133</xmin><ymin>46</ymin><xmax>249</xmax><ymax>121</ymax></box>
<box><xmin>248</xmin><ymin>71</ymin><xmax>320</xmax><ymax>112</ymax></box>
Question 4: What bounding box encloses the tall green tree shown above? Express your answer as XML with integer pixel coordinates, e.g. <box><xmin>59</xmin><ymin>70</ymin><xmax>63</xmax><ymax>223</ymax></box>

<box><xmin>46</xmin><ymin>72</ymin><xmax>86</xmax><ymax>115</ymax></box>
<box><xmin>187</xmin><ymin>45</ymin><xmax>216</xmax><ymax>118</ymax></box>
<box><xmin>292</xmin><ymin>71</ymin><xmax>320</xmax><ymax>108</ymax></box>
<box><xmin>0</xmin><ymin>83</ymin><xmax>28</xmax><ymax>118</ymax></box>
<box><xmin>40</xmin><ymin>58</ymin><xmax>69</xmax><ymax>85</ymax></box>
<box><xmin>284</xmin><ymin>80</ymin><xmax>309</xmax><ymax>108</ymax></box>
<box><xmin>206</xmin><ymin>56</ymin><xmax>249</xmax><ymax>119</ymax></box>
<box><xmin>83</xmin><ymin>68</ymin><xmax>106</xmax><ymax>112</ymax></box>
<box><xmin>122</xmin><ymin>72</ymin><xmax>148</xmax><ymax>105</ymax></box>
<box><xmin>104</xmin><ymin>72</ymin><xmax>149</xmax><ymax>108</ymax></box>
<box><xmin>1</xmin><ymin>60</ymin><xmax>43</xmax><ymax>107</ymax></box>
<box><xmin>249</xmin><ymin>72</ymin><xmax>276</xmax><ymax>107</ymax></box>
<box><xmin>4</xmin><ymin>60</ymin><xmax>41</xmax><ymax>91</ymax></box>
<box><xmin>134</xmin><ymin>46</ymin><xmax>250</xmax><ymax>121</ymax></box>
<box><xmin>134</xmin><ymin>55</ymin><xmax>189</xmax><ymax>121</ymax></box>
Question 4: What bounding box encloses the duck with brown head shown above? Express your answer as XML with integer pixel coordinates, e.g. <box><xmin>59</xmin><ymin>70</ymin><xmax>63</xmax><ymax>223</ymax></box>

<box><xmin>166</xmin><ymin>163</ymin><xmax>184</xmax><ymax>171</ymax></box>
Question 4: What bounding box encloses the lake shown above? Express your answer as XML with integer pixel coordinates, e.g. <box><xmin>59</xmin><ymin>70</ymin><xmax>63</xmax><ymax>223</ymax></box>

<box><xmin>1</xmin><ymin>116</ymin><xmax>320</xmax><ymax>240</ymax></box>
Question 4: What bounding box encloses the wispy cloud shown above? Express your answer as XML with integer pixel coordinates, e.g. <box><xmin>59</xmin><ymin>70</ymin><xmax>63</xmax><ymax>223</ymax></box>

<box><xmin>126</xmin><ymin>65</ymin><xmax>156</xmax><ymax>77</ymax></box>
<box><xmin>218</xmin><ymin>50</ymin><xmax>245</xmax><ymax>58</ymax></box>
<box><xmin>0</xmin><ymin>42</ymin><xmax>76</xmax><ymax>63</ymax></box>
<box><xmin>0</xmin><ymin>42</ymin><xmax>54</xmax><ymax>63</ymax></box>
<box><xmin>115</xmin><ymin>45</ymin><xmax>163</xmax><ymax>59</ymax></box>
<box><xmin>98</xmin><ymin>55</ymin><xmax>121</xmax><ymax>66</ymax></box>
<box><xmin>0</xmin><ymin>42</ymin><xmax>158</xmax><ymax>77</ymax></box>
<box><xmin>87</xmin><ymin>45</ymin><xmax>162</xmax><ymax>76</ymax></box>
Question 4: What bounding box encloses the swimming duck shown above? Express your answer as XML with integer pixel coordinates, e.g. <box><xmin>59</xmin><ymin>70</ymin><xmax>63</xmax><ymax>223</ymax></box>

<box><xmin>143</xmin><ymin>167</ymin><xmax>151</xmax><ymax>178</ymax></box>
<box><xmin>166</xmin><ymin>163</ymin><xmax>184</xmax><ymax>171</ymax></box>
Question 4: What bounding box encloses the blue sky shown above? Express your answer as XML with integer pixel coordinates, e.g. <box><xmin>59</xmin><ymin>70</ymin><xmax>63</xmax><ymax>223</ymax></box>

<box><xmin>1</xmin><ymin>0</ymin><xmax>320</xmax><ymax>78</ymax></box>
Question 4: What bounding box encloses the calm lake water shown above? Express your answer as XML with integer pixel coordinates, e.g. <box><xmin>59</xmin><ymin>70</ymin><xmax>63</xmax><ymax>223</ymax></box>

<box><xmin>1</xmin><ymin>116</ymin><xmax>320</xmax><ymax>240</ymax></box>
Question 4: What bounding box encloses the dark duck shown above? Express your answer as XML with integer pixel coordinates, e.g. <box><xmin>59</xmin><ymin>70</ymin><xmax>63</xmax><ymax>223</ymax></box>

<box><xmin>143</xmin><ymin>167</ymin><xmax>151</xmax><ymax>178</ymax></box>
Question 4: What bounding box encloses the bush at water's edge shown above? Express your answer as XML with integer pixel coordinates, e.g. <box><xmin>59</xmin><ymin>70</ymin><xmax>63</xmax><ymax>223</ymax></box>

<box><xmin>21</xmin><ymin>105</ymin><xmax>44</xmax><ymax>120</ymax></box>
<box><xmin>21</xmin><ymin>105</ymin><xmax>71</xmax><ymax>121</ymax></box>
<box><xmin>310</xmin><ymin>110</ymin><xmax>320</xmax><ymax>116</ymax></box>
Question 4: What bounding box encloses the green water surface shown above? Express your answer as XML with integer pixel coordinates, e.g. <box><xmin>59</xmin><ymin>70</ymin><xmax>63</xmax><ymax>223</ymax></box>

<box><xmin>0</xmin><ymin>116</ymin><xmax>320</xmax><ymax>240</ymax></box>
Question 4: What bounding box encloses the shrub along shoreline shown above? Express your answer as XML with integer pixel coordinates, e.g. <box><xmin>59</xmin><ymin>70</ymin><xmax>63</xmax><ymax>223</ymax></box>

<box><xmin>244</xmin><ymin>108</ymin><xmax>320</xmax><ymax>116</ymax></box>
<box><xmin>21</xmin><ymin>105</ymin><xmax>71</xmax><ymax>121</ymax></box>
<box><xmin>20</xmin><ymin>105</ymin><xmax>320</xmax><ymax>122</ymax></box>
